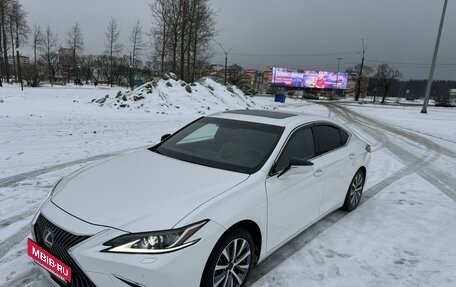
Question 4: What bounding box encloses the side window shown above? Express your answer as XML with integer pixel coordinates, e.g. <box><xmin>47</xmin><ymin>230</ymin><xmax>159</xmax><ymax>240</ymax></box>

<box><xmin>314</xmin><ymin>125</ymin><xmax>342</xmax><ymax>154</ymax></box>
<box><xmin>275</xmin><ymin>127</ymin><xmax>315</xmax><ymax>172</ymax></box>
<box><xmin>340</xmin><ymin>129</ymin><xmax>349</xmax><ymax>145</ymax></box>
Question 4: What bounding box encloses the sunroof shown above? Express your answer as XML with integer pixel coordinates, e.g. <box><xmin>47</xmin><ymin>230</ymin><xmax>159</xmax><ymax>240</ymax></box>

<box><xmin>224</xmin><ymin>109</ymin><xmax>297</xmax><ymax>119</ymax></box>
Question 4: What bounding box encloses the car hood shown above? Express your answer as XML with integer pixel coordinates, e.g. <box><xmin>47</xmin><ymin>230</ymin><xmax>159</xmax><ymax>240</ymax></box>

<box><xmin>51</xmin><ymin>149</ymin><xmax>249</xmax><ymax>232</ymax></box>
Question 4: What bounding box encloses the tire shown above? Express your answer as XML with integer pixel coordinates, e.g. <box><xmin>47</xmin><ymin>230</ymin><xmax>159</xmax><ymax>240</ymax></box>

<box><xmin>342</xmin><ymin>169</ymin><xmax>365</xmax><ymax>211</ymax></box>
<box><xmin>201</xmin><ymin>228</ymin><xmax>255</xmax><ymax>287</ymax></box>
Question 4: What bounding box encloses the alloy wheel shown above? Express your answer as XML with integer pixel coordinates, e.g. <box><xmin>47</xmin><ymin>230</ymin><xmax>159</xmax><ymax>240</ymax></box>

<box><xmin>349</xmin><ymin>172</ymin><xmax>364</xmax><ymax>207</ymax></box>
<box><xmin>213</xmin><ymin>238</ymin><xmax>252</xmax><ymax>287</ymax></box>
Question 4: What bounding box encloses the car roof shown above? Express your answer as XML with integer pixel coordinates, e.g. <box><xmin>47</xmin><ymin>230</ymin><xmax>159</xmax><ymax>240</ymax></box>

<box><xmin>208</xmin><ymin>109</ymin><xmax>331</xmax><ymax>127</ymax></box>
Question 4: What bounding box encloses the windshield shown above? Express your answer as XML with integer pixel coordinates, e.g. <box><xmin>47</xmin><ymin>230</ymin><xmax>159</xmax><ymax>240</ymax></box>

<box><xmin>152</xmin><ymin>117</ymin><xmax>284</xmax><ymax>174</ymax></box>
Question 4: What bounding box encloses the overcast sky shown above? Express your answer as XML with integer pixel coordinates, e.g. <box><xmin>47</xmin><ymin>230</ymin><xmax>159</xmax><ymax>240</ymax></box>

<box><xmin>21</xmin><ymin>0</ymin><xmax>455</xmax><ymax>80</ymax></box>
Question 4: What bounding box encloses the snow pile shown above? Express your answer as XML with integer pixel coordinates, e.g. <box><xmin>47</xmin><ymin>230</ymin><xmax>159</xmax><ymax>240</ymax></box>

<box><xmin>91</xmin><ymin>75</ymin><xmax>256</xmax><ymax>115</ymax></box>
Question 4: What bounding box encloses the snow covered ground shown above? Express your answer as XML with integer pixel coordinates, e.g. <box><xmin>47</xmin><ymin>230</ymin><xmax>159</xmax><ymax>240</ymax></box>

<box><xmin>342</xmin><ymin>102</ymin><xmax>456</xmax><ymax>146</ymax></box>
<box><xmin>0</xmin><ymin>83</ymin><xmax>455</xmax><ymax>287</ymax></box>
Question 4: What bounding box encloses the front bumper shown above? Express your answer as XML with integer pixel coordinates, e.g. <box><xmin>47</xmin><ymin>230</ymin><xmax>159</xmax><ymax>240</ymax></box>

<box><xmin>31</xmin><ymin>201</ymin><xmax>225</xmax><ymax>287</ymax></box>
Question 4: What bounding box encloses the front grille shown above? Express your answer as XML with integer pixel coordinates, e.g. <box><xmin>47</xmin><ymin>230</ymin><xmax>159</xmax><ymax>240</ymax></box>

<box><xmin>33</xmin><ymin>214</ymin><xmax>97</xmax><ymax>287</ymax></box>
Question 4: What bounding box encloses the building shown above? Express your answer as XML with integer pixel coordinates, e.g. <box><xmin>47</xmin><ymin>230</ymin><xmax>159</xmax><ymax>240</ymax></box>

<box><xmin>8</xmin><ymin>55</ymin><xmax>29</xmax><ymax>66</ymax></box>
<box><xmin>208</xmin><ymin>64</ymin><xmax>224</xmax><ymax>77</ymax></box>
<box><xmin>58</xmin><ymin>47</ymin><xmax>74</xmax><ymax>59</ymax></box>
<box><xmin>244</xmin><ymin>69</ymin><xmax>256</xmax><ymax>82</ymax></box>
<box><xmin>435</xmin><ymin>88</ymin><xmax>456</xmax><ymax>107</ymax></box>
<box><xmin>262</xmin><ymin>67</ymin><xmax>273</xmax><ymax>84</ymax></box>
<box><xmin>451</xmin><ymin>89</ymin><xmax>456</xmax><ymax>105</ymax></box>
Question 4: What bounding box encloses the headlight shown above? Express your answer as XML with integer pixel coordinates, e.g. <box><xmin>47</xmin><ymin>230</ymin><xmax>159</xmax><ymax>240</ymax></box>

<box><xmin>102</xmin><ymin>220</ymin><xmax>208</xmax><ymax>254</ymax></box>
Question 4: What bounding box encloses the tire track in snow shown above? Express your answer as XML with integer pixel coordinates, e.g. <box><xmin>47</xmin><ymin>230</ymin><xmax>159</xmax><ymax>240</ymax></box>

<box><xmin>0</xmin><ymin>154</ymin><xmax>114</xmax><ymax>188</ymax></box>
<box><xmin>329</xmin><ymin>103</ymin><xmax>456</xmax><ymax>203</ymax></box>
<box><xmin>246</xmin><ymin>103</ymin><xmax>441</xmax><ymax>285</ymax></box>
<box><xmin>1</xmin><ymin>105</ymin><xmax>449</xmax><ymax>286</ymax></box>
<box><xmin>246</xmin><ymin>209</ymin><xmax>347</xmax><ymax>285</ymax></box>
<box><xmin>0</xmin><ymin>268</ymin><xmax>42</xmax><ymax>287</ymax></box>
<box><xmin>0</xmin><ymin>146</ymin><xmax>151</xmax><ymax>283</ymax></box>
<box><xmin>337</xmin><ymin>103</ymin><xmax>456</xmax><ymax>159</ymax></box>
<box><xmin>11</xmin><ymin>151</ymin><xmax>423</xmax><ymax>287</ymax></box>
<box><xmin>246</xmin><ymin>156</ymin><xmax>429</xmax><ymax>286</ymax></box>
<box><xmin>0</xmin><ymin>225</ymin><xmax>30</xmax><ymax>261</ymax></box>
<box><xmin>0</xmin><ymin>210</ymin><xmax>36</xmax><ymax>229</ymax></box>
<box><xmin>0</xmin><ymin>145</ymin><xmax>151</xmax><ymax>188</ymax></box>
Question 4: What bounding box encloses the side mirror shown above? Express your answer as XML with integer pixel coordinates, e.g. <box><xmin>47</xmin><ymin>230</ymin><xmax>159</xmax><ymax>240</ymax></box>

<box><xmin>277</xmin><ymin>157</ymin><xmax>314</xmax><ymax>177</ymax></box>
<box><xmin>289</xmin><ymin>158</ymin><xmax>314</xmax><ymax>167</ymax></box>
<box><xmin>161</xmin><ymin>134</ymin><xmax>171</xmax><ymax>142</ymax></box>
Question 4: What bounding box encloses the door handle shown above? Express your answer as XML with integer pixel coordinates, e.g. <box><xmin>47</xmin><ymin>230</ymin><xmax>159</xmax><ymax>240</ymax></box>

<box><xmin>314</xmin><ymin>169</ymin><xmax>323</xmax><ymax>177</ymax></box>
<box><xmin>349</xmin><ymin>153</ymin><xmax>355</xmax><ymax>159</ymax></box>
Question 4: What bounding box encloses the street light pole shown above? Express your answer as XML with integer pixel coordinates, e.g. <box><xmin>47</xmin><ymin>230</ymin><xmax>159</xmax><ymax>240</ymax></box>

<box><xmin>216</xmin><ymin>42</ymin><xmax>233</xmax><ymax>86</ymax></box>
<box><xmin>130</xmin><ymin>53</ymin><xmax>133</xmax><ymax>91</ymax></box>
<box><xmin>224</xmin><ymin>52</ymin><xmax>228</xmax><ymax>85</ymax></box>
<box><xmin>334</xmin><ymin>57</ymin><xmax>342</xmax><ymax>96</ymax></box>
<box><xmin>421</xmin><ymin>0</ymin><xmax>448</xmax><ymax>114</ymax></box>
<box><xmin>355</xmin><ymin>39</ymin><xmax>367</xmax><ymax>101</ymax></box>
<box><xmin>16</xmin><ymin>48</ymin><xmax>23</xmax><ymax>91</ymax></box>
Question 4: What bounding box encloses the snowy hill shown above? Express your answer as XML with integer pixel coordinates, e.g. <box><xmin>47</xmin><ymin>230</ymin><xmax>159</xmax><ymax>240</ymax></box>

<box><xmin>91</xmin><ymin>75</ymin><xmax>256</xmax><ymax>115</ymax></box>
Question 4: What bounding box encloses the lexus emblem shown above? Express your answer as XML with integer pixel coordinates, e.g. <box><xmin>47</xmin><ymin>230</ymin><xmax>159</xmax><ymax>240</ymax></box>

<box><xmin>43</xmin><ymin>229</ymin><xmax>54</xmax><ymax>248</ymax></box>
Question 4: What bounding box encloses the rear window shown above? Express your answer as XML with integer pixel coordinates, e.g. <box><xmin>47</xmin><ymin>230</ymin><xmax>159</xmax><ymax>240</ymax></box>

<box><xmin>340</xmin><ymin>129</ymin><xmax>350</xmax><ymax>145</ymax></box>
<box><xmin>314</xmin><ymin>125</ymin><xmax>343</xmax><ymax>155</ymax></box>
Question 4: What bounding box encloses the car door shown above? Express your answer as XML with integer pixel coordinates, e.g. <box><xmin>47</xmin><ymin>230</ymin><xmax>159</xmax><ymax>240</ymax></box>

<box><xmin>313</xmin><ymin>124</ymin><xmax>353</xmax><ymax>214</ymax></box>
<box><xmin>265</xmin><ymin>126</ymin><xmax>326</xmax><ymax>252</ymax></box>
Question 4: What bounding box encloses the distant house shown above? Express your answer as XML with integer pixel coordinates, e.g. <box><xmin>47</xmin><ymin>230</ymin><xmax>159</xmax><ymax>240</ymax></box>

<box><xmin>244</xmin><ymin>69</ymin><xmax>256</xmax><ymax>82</ymax></box>
<box><xmin>262</xmin><ymin>67</ymin><xmax>273</xmax><ymax>84</ymax></box>
<box><xmin>8</xmin><ymin>55</ymin><xmax>29</xmax><ymax>66</ymax></box>
<box><xmin>208</xmin><ymin>64</ymin><xmax>224</xmax><ymax>77</ymax></box>
<box><xmin>58</xmin><ymin>47</ymin><xmax>74</xmax><ymax>60</ymax></box>
<box><xmin>435</xmin><ymin>89</ymin><xmax>456</xmax><ymax>107</ymax></box>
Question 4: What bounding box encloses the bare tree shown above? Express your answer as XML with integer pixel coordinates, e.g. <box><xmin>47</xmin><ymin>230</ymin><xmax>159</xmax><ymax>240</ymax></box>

<box><xmin>41</xmin><ymin>24</ymin><xmax>58</xmax><ymax>84</ymax></box>
<box><xmin>128</xmin><ymin>20</ymin><xmax>145</xmax><ymax>89</ymax></box>
<box><xmin>10</xmin><ymin>0</ymin><xmax>28</xmax><ymax>46</ymax></box>
<box><xmin>129</xmin><ymin>20</ymin><xmax>145</xmax><ymax>70</ymax></box>
<box><xmin>79</xmin><ymin>54</ymin><xmax>95</xmax><ymax>84</ymax></box>
<box><xmin>31</xmin><ymin>24</ymin><xmax>44</xmax><ymax>86</ymax></box>
<box><xmin>112</xmin><ymin>54</ymin><xmax>129</xmax><ymax>86</ymax></box>
<box><xmin>90</xmin><ymin>55</ymin><xmax>105</xmax><ymax>85</ymax></box>
<box><xmin>190</xmin><ymin>0</ymin><xmax>217</xmax><ymax>81</ymax></box>
<box><xmin>354</xmin><ymin>39</ymin><xmax>367</xmax><ymax>101</ymax></box>
<box><xmin>0</xmin><ymin>0</ymin><xmax>22</xmax><ymax>86</ymax></box>
<box><xmin>347</xmin><ymin>64</ymin><xmax>374</xmax><ymax>99</ymax></box>
<box><xmin>66</xmin><ymin>22</ymin><xmax>84</xmax><ymax>78</ymax></box>
<box><xmin>375</xmin><ymin>63</ymin><xmax>402</xmax><ymax>103</ymax></box>
<box><xmin>7</xmin><ymin>0</ymin><xmax>28</xmax><ymax>79</ymax></box>
<box><xmin>105</xmin><ymin>17</ymin><xmax>121</xmax><ymax>87</ymax></box>
<box><xmin>7</xmin><ymin>3</ymin><xmax>16</xmax><ymax>76</ymax></box>
<box><xmin>150</xmin><ymin>0</ymin><xmax>217</xmax><ymax>82</ymax></box>
<box><xmin>0</xmin><ymin>0</ymin><xmax>11</xmax><ymax>82</ymax></box>
<box><xmin>98</xmin><ymin>54</ymin><xmax>111</xmax><ymax>84</ymax></box>
<box><xmin>150</xmin><ymin>0</ymin><xmax>171</xmax><ymax>74</ymax></box>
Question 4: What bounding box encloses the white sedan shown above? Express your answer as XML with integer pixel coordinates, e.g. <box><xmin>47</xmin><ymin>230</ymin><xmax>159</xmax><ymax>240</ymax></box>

<box><xmin>29</xmin><ymin>109</ymin><xmax>371</xmax><ymax>287</ymax></box>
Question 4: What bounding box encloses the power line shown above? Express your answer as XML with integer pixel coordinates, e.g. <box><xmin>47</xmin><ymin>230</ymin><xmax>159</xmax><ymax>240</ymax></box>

<box><xmin>213</xmin><ymin>50</ymin><xmax>456</xmax><ymax>67</ymax></box>
<box><xmin>211</xmin><ymin>61</ymin><xmax>360</xmax><ymax>70</ymax></box>
<box><xmin>366</xmin><ymin>59</ymin><xmax>456</xmax><ymax>66</ymax></box>
<box><xmin>216</xmin><ymin>51</ymin><xmax>358</xmax><ymax>57</ymax></box>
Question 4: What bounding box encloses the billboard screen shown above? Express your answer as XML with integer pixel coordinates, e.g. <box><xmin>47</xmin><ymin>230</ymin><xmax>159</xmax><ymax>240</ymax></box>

<box><xmin>271</xmin><ymin>67</ymin><xmax>348</xmax><ymax>89</ymax></box>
